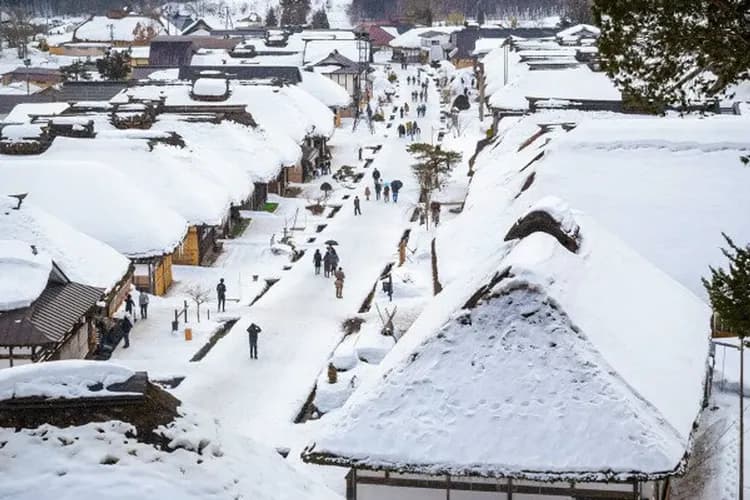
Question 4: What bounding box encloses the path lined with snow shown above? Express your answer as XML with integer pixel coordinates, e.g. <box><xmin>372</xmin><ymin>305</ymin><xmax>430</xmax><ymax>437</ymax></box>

<box><xmin>173</xmin><ymin>69</ymin><xmax>444</xmax><ymax>449</ymax></box>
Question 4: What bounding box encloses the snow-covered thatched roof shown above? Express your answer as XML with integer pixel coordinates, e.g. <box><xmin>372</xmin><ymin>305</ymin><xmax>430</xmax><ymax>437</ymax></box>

<box><xmin>0</xmin><ymin>197</ymin><xmax>130</xmax><ymax>294</ymax></box>
<box><xmin>300</xmin><ymin>70</ymin><xmax>352</xmax><ymax>108</ymax></box>
<box><xmin>74</xmin><ymin>15</ymin><xmax>166</xmax><ymax>43</ymax></box>
<box><xmin>0</xmin><ymin>160</ymin><xmax>187</xmax><ymax>258</ymax></box>
<box><xmin>304</xmin><ymin>209</ymin><xmax>711</xmax><ymax>481</ymax></box>
<box><xmin>0</xmin><ymin>240</ymin><xmax>52</xmax><ymax>312</ymax></box>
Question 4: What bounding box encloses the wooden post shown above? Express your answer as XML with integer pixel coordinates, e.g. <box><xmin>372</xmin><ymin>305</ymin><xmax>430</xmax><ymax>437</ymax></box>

<box><xmin>446</xmin><ymin>474</ymin><xmax>451</xmax><ymax>500</ymax></box>
<box><xmin>399</xmin><ymin>240</ymin><xmax>406</xmax><ymax>266</ymax></box>
<box><xmin>508</xmin><ymin>478</ymin><xmax>513</xmax><ymax>500</ymax></box>
<box><xmin>183</xmin><ymin>300</ymin><xmax>188</xmax><ymax>322</ymax></box>
<box><xmin>478</xmin><ymin>61</ymin><xmax>485</xmax><ymax>121</ymax></box>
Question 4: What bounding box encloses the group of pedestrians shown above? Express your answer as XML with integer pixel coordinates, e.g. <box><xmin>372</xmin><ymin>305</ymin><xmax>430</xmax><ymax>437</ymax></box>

<box><xmin>122</xmin><ymin>290</ymin><xmax>150</xmax><ymax>348</ymax></box>
<box><xmin>416</xmin><ymin>104</ymin><xmax>427</xmax><ymax>117</ymax></box>
<box><xmin>313</xmin><ymin>246</ymin><xmax>346</xmax><ymax>298</ymax></box>
<box><xmin>398</xmin><ymin>103</ymin><xmax>410</xmax><ymax>119</ymax></box>
<box><xmin>398</xmin><ymin>121</ymin><xmax>421</xmax><ymax>140</ymax></box>
<box><xmin>371</xmin><ymin>168</ymin><xmax>401</xmax><ymax>202</ymax></box>
<box><xmin>411</xmin><ymin>90</ymin><xmax>428</xmax><ymax>102</ymax></box>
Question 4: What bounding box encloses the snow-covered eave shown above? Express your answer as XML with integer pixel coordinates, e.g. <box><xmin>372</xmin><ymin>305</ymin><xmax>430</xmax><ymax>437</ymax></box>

<box><xmin>124</xmin><ymin>228</ymin><xmax>187</xmax><ymax>261</ymax></box>
<box><xmin>302</xmin><ymin>447</ymin><xmax>692</xmax><ymax>483</ymax></box>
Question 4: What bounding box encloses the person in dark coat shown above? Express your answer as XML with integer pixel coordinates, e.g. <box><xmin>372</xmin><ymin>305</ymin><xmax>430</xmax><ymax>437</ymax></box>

<box><xmin>372</xmin><ymin>168</ymin><xmax>381</xmax><ymax>184</ymax></box>
<box><xmin>399</xmin><ymin>107</ymin><xmax>404</xmax><ymax>119</ymax></box>
<box><xmin>247</xmin><ymin>323</ymin><xmax>261</xmax><ymax>359</ymax></box>
<box><xmin>323</xmin><ymin>249</ymin><xmax>333</xmax><ymax>278</ymax></box>
<box><xmin>138</xmin><ymin>290</ymin><xmax>149</xmax><ymax>319</ymax></box>
<box><xmin>354</xmin><ymin>195</ymin><xmax>362</xmax><ymax>215</ymax></box>
<box><xmin>358</xmin><ymin>147</ymin><xmax>363</xmax><ymax>160</ymax></box>
<box><xmin>313</xmin><ymin>249</ymin><xmax>322</xmax><ymax>275</ymax></box>
<box><xmin>374</xmin><ymin>180</ymin><xmax>382</xmax><ymax>200</ymax></box>
<box><xmin>216</xmin><ymin>278</ymin><xmax>227</xmax><ymax>312</ymax></box>
<box><xmin>121</xmin><ymin>313</ymin><xmax>133</xmax><ymax>348</ymax></box>
<box><xmin>391</xmin><ymin>182</ymin><xmax>401</xmax><ymax>203</ymax></box>
<box><xmin>125</xmin><ymin>293</ymin><xmax>136</xmax><ymax>322</ymax></box>
<box><xmin>383</xmin><ymin>183</ymin><xmax>390</xmax><ymax>202</ymax></box>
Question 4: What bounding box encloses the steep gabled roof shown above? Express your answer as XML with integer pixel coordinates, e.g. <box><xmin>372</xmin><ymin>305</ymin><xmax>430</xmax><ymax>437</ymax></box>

<box><xmin>304</xmin><ymin>209</ymin><xmax>710</xmax><ymax>481</ymax></box>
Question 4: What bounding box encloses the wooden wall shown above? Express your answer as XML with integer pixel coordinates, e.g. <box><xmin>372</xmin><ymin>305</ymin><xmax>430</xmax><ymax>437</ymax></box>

<box><xmin>173</xmin><ymin>226</ymin><xmax>201</xmax><ymax>266</ymax></box>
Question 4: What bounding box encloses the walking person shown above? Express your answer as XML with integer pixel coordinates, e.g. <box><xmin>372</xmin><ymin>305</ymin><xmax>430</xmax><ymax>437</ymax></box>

<box><xmin>121</xmin><ymin>312</ymin><xmax>133</xmax><ymax>348</ymax></box>
<box><xmin>334</xmin><ymin>267</ymin><xmax>345</xmax><ymax>299</ymax></box>
<box><xmin>354</xmin><ymin>195</ymin><xmax>362</xmax><ymax>216</ymax></box>
<box><xmin>246</xmin><ymin>322</ymin><xmax>261</xmax><ymax>359</ymax></box>
<box><xmin>313</xmin><ymin>249</ymin><xmax>323</xmax><ymax>275</ymax></box>
<box><xmin>399</xmin><ymin>107</ymin><xmax>404</xmax><ymax>119</ymax></box>
<box><xmin>383</xmin><ymin>183</ymin><xmax>390</xmax><ymax>202</ymax></box>
<box><xmin>125</xmin><ymin>293</ymin><xmax>136</xmax><ymax>321</ymax></box>
<box><xmin>358</xmin><ymin>147</ymin><xmax>363</xmax><ymax>161</ymax></box>
<box><xmin>323</xmin><ymin>248</ymin><xmax>333</xmax><ymax>278</ymax></box>
<box><xmin>374</xmin><ymin>180</ymin><xmax>382</xmax><ymax>200</ymax></box>
<box><xmin>216</xmin><ymin>278</ymin><xmax>227</xmax><ymax>312</ymax></box>
<box><xmin>329</xmin><ymin>247</ymin><xmax>340</xmax><ymax>276</ymax></box>
<box><xmin>364</xmin><ymin>186</ymin><xmax>371</xmax><ymax>201</ymax></box>
<box><xmin>391</xmin><ymin>182</ymin><xmax>401</xmax><ymax>203</ymax></box>
<box><xmin>138</xmin><ymin>290</ymin><xmax>149</xmax><ymax>320</ymax></box>
<box><xmin>372</xmin><ymin>167</ymin><xmax>381</xmax><ymax>185</ymax></box>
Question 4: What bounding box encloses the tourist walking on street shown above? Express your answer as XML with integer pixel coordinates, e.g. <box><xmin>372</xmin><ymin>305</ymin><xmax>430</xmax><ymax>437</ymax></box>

<box><xmin>358</xmin><ymin>147</ymin><xmax>363</xmax><ymax>160</ymax></box>
<box><xmin>216</xmin><ymin>278</ymin><xmax>227</xmax><ymax>312</ymax></box>
<box><xmin>330</xmin><ymin>247</ymin><xmax>340</xmax><ymax>274</ymax></box>
<box><xmin>334</xmin><ymin>268</ymin><xmax>345</xmax><ymax>298</ymax></box>
<box><xmin>313</xmin><ymin>249</ymin><xmax>322</xmax><ymax>275</ymax></box>
<box><xmin>391</xmin><ymin>182</ymin><xmax>401</xmax><ymax>203</ymax></box>
<box><xmin>383</xmin><ymin>183</ymin><xmax>391</xmax><ymax>202</ymax></box>
<box><xmin>372</xmin><ymin>167</ymin><xmax>381</xmax><ymax>185</ymax></box>
<box><xmin>121</xmin><ymin>313</ymin><xmax>133</xmax><ymax>348</ymax></box>
<box><xmin>323</xmin><ymin>248</ymin><xmax>333</xmax><ymax>277</ymax></box>
<box><xmin>364</xmin><ymin>186</ymin><xmax>371</xmax><ymax>201</ymax></box>
<box><xmin>354</xmin><ymin>196</ymin><xmax>362</xmax><ymax>215</ymax></box>
<box><xmin>247</xmin><ymin>322</ymin><xmax>261</xmax><ymax>359</ymax></box>
<box><xmin>125</xmin><ymin>293</ymin><xmax>136</xmax><ymax>321</ymax></box>
<box><xmin>374</xmin><ymin>180</ymin><xmax>382</xmax><ymax>200</ymax></box>
<box><xmin>138</xmin><ymin>290</ymin><xmax>149</xmax><ymax>319</ymax></box>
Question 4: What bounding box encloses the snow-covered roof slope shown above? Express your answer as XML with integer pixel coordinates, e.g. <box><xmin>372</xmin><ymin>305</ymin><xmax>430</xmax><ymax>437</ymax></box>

<box><xmin>43</xmin><ymin>136</ymin><xmax>233</xmax><ymax>227</ymax></box>
<box><xmin>556</xmin><ymin>23</ymin><xmax>600</xmax><ymax>39</ymax></box>
<box><xmin>282</xmin><ymin>84</ymin><xmax>335</xmax><ymax>137</ymax></box>
<box><xmin>74</xmin><ymin>15</ymin><xmax>166</xmax><ymax>42</ymax></box>
<box><xmin>305</xmin><ymin>213</ymin><xmax>710</xmax><ymax>480</ymax></box>
<box><xmin>517</xmin><ymin>115</ymin><xmax>750</xmax><ymax>298</ymax></box>
<box><xmin>488</xmin><ymin>66</ymin><xmax>621</xmax><ymax>110</ymax></box>
<box><xmin>0</xmin><ymin>360</ymin><xmax>134</xmax><ymax>400</ymax></box>
<box><xmin>472</xmin><ymin>37</ymin><xmax>505</xmax><ymax>56</ymax></box>
<box><xmin>303</xmin><ymin>40</ymin><xmax>368</xmax><ymax>65</ymax></box>
<box><xmin>0</xmin><ymin>160</ymin><xmax>187</xmax><ymax>258</ymax></box>
<box><xmin>3</xmin><ymin>103</ymin><xmax>69</xmax><ymax>124</ymax></box>
<box><xmin>300</xmin><ymin>70</ymin><xmax>351</xmax><ymax>107</ymax></box>
<box><xmin>389</xmin><ymin>26</ymin><xmax>461</xmax><ymax>49</ymax></box>
<box><xmin>0</xmin><ymin>240</ymin><xmax>51</xmax><ymax>312</ymax></box>
<box><xmin>0</xmin><ymin>197</ymin><xmax>130</xmax><ymax>293</ymax></box>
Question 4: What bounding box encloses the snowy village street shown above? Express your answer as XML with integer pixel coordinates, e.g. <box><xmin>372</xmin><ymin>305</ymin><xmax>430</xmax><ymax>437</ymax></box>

<box><xmin>4</xmin><ymin>8</ymin><xmax>750</xmax><ymax>500</ymax></box>
<box><xmin>106</xmin><ymin>63</ymin><xmax>450</xmax><ymax>489</ymax></box>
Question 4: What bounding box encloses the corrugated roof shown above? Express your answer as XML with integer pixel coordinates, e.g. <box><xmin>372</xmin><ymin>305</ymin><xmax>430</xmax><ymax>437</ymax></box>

<box><xmin>0</xmin><ymin>281</ymin><xmax>102</xmax><ymax>346</ymax></box>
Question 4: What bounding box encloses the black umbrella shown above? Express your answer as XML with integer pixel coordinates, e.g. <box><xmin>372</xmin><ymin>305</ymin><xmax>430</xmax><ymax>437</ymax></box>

<box><xmin>390</xmin><ymin>180</ymin><xmax>403</xmax><ymax>191</ymax></box>
<box><xmin>325</xmin><ymin>240</ymin><xmax>339</xmax><ymax>246</ymax></box>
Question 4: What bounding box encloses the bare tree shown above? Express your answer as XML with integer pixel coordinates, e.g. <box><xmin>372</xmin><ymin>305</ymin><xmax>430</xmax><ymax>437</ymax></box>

<box><xmin>185</xmin><ymin>283</ymin><xmax>211</xmax><ymax>323</ymax></box>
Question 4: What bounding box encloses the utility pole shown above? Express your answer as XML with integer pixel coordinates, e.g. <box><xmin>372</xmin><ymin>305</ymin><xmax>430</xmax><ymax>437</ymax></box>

<box><xmin>503</xmin><ymin>41</ymin><xmax>509</xmax><ymax>86</ymax></box>
<box><xmin>741</xmin><ymin>340</ymin><xmax>745</xmax><ymax>500</ymax></box>
<box><xmin>107</xmin><ymin>23</ymin><xmax>114</xmax><ymax>43</ymax></box>
<box><xmin>477</xmin><ymin>60</ymin><xmax>485</xmax><ymax>121</ymax></box>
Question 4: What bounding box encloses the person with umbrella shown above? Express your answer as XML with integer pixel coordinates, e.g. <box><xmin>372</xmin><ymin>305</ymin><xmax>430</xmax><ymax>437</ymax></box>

<box><xmin>323</xmin><ymin>248</ymin><xmax>334</xmax><ymax>278</ymax></box>
<box><xmin>390</xmin><ymin>180</ymin><xmax>403</xmax><ymax>203</ymax></box>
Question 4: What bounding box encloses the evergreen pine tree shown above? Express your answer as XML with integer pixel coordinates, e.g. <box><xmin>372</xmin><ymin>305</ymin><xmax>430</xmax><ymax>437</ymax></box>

<box><xmin>594</xmin><ymin>0</ymin><xmax>750</xmax><ymax>109</ymax></box>
<box><xmin>96</xmin><ymin>50</ymin><xmax>130</xmax><ymax>80</ymax></box>
<box><xmin>407</xmin><ymin>143</ymin><xmax>462</xmax><ymax>229</ymax></box>
<box><xmin>311</xmin><ymin>8</ymin><xmax>330</xmax><ymax>28</ymax></box>
<box><xmin>703</xmin><ymin>234</ymin><xmax>750</xmax><ymax>338</ymax></box>
<box><xmin>265</xmin><ymin>7</ymin><xmax>278</xmax><ymax>27</ymax></box>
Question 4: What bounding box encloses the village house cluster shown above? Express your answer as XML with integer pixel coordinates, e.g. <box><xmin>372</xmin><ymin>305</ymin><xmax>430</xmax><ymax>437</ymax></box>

<box><xmin>0</xmin><ymin>7</ymin><xmax>749</xmax><ymax>500</ymax></box>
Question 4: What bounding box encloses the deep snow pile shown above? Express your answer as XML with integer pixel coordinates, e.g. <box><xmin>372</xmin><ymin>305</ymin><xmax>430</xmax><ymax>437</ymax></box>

<box><xmin>0</xmin><ymin>360</ymin><xmax>134</xmax><ymax>400</ymax></box>
<box><xmin>0</xmin><ymin>239</ymin><xmax>51</xmax><ymax>312</ymax></box>
<box><xmin>0</xmin><ymin>197</ymin><xmax>130</xmax><ymax>293</ymax></box>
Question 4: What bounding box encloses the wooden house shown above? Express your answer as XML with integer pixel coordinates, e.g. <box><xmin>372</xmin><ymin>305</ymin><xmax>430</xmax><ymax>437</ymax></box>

<box><xmin>1</xmin><ymin>67</ymin><xmax>63</xmax><ymax>89</ymax></box>
<box><xmin>309</xmin><ymin>51</ymin><xmax>366</xmax><ymax>99</ymax></box>
<box><xmin>303</xmin><ymin>208</ymin><xmax>712</xmax><ymax>500</ymax></box>
<box><xmin>133</xmin><ymin>253</ymin><xmax>174</xmax><ymax>295</ymax></box>
<box><xmin>0</xmin><ymin>244</ymin><xmax>103</xmax><ymax>366</ymax></box>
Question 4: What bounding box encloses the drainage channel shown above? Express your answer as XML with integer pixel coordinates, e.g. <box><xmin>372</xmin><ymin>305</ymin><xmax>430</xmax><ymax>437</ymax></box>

<box><xmin>250</xmin><ymin>278</ymin><xmax>280</xmax><ymax>306</ymax></box>
<box><xmin>189</xmin><ymin>319</ymin><xmax>239</xmax><ymax>362</ymax></box>
<box><xmin>358</xmin><ymin>262</ymin><xmax>395</xmax><ymax>313</ymax></box>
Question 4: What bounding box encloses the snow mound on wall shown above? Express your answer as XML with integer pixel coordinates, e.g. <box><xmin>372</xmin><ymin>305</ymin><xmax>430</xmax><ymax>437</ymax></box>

<box><xmin>300</xmin><ymin>70</ymin><xmax>351</xmax><ymax>108</ymax></box>
<box><xmin>192</xmin><ymin>78</ymin><xmax>227</xmax><ymax>97</ymax></box>
<box><xmin>0</xmin><ymin>360</ymin><xmax>134</xmax><ymax>400</ymax></box>
<box><xmin>0</xmin><ymin>239</ymin><xmax>51</xmax><ymax>312</ymax></box>
<box><xmin>0</xmin><ymin>411</ymin><xmax>341</xmax><ymax>500</ymax></box>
